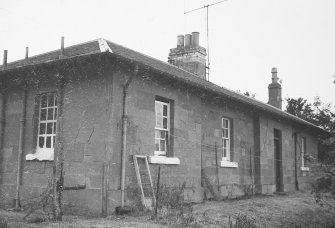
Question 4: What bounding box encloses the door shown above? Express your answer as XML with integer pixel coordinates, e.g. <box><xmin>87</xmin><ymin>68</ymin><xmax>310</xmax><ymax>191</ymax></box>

<box><xmin>274</xmin><ymin>129</ymin><xmax>283</xmax><ymax>192</ymax></box>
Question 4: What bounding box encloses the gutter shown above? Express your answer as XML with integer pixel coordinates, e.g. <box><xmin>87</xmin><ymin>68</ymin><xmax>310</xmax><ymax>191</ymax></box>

<box><xmin>120</xmin><ymin>64</ymin><xmax>139</xmax><ymax>208</ymax></box>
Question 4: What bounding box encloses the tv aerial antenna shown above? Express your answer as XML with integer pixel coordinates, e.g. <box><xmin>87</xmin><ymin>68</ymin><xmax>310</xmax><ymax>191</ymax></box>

<box><xmin>184</xmin><ymin>0</ymin><xmax>228</xmax><ymax>81</ymax></box>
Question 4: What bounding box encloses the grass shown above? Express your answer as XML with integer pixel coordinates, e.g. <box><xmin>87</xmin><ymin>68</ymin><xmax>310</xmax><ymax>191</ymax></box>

<box><xmin>0</xmin><ymin>191</ymin><xmax>334</xmax><ymax>227</ymax></box>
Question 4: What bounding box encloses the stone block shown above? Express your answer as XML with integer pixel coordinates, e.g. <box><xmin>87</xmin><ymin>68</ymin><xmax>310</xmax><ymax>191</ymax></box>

<box><xmin>65</xmin><ymin>143</ymin><xmax>84</xmax><ymax>162</ymax></box>
<box><xmin>64</xmin><ymin>174</ymin><xmax>86</xmax><ymax>188</ymax></box>
<box><xmin>86</xmin><ymin>174</ymin><xmax>102</xmax><ymax>189</ymax></box>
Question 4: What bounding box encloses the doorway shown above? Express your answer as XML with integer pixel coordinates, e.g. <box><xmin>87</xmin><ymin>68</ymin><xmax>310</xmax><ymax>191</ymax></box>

<box><xmin>274</xmin><ymin>129</ymin><xmax>283</xmax><ymax>192</ymax></box>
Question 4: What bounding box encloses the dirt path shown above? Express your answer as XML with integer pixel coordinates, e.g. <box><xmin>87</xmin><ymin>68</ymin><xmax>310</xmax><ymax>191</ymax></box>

<box><xmin>0</xmin><ymin>192</ymin><xmax>334</xmax><ymax>227</ymax></box>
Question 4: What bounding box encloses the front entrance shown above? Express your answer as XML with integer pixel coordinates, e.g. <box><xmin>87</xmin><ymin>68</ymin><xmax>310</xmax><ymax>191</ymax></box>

<box><xmin>274</xmin><ymin>129</ymin><xmax>283</xmax><ymax>192</ymax></box>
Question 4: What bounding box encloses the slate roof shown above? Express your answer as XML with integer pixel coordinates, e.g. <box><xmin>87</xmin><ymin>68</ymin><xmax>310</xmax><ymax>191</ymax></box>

<box><xmin>0</xmin><ymin>38</ymin><xmax>322</xmax><ymax>131</ymax></box>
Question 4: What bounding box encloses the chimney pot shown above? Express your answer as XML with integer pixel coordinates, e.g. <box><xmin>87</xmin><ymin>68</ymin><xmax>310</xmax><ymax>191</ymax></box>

<box><xmin>177</xmin><ymin>35</ymin><xmax>184</xmax><ymax>48</ymax></box>
<box><xmin>185</xmin><ymin>34</ymin><xmax>192</xmax><ymax>48</ymax></box>
<box><xmin>191</xmin><ymin>32</ymin><xmax>199</xmax><ymax>47</ymax></box>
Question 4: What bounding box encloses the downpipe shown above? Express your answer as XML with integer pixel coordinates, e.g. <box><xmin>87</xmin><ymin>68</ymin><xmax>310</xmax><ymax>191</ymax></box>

<box><xmin>121</xmin><ymin>64</ymin><xmax>139</xmax><ymax>208</ymax></box>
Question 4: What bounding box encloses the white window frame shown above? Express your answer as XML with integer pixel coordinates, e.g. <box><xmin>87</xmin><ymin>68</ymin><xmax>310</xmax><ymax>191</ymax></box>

<box><xmin>301</xmin><ymin>137</ymin><xmax>309</xmax><ymax>171</ymax></box>
<box><xmin>26</xmin><ymin>93</ymin><xmax>58</xmax><ymax>161</ymax></box>
<box><xmin>220</xmin><ymin>117</ymin><xmax>238</xmax><ymax>168</ymax></box>
<box><xmin>154</xmin><ymin>100</ymin><xmax>170</xmax><ymax>156</ymax></box>
<box><xmin>222</xmin><ymin>117</ymin><xmax>230</xmax><ymax>161</ymax></box>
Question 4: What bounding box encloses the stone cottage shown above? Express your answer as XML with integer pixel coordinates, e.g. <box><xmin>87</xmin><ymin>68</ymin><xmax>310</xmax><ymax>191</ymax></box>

<box><xmin>0</xmin><ymin>33</ymin><xmax>322</xmax><ymax>215</ymax></box>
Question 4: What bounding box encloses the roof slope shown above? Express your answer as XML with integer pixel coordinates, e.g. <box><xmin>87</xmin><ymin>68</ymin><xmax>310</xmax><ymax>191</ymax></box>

<box><xmin>0</xmin><ymin>38</ymin><xmax>322</xmax><ymax>130</ymax></box>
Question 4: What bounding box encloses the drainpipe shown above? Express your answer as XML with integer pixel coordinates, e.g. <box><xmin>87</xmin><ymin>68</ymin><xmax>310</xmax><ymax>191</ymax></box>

<box><xmin>294</xmin><ymin>132</ymin><xmax>299</xmax><ymax>190</ymax></box>
<box><xmin>121</xmin><ymin>64</ymin><xmax>139</xmax><ymax>208</ymax></box>
<box><xmin>15</xmin><ymin>89</ymin><xmax>27</xmax><ymax>209</ymax></box>
<box><xmin>0</xmin><ymin>89</ymin><xmax>5</xmax><ymax>152</ymax></box>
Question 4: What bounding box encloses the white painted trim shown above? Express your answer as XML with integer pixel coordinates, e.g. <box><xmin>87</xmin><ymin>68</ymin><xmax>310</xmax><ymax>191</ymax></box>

<box><xmin>220</xmin><ymin>160</ymin><xmax>238</xmax><ymax>168</ymax></box>
<box><xmin>26</xmin><ymin>149</ymin><xmax>54</xmax><ymax>161</ymax></box>
<box><xmin>300</xmin><ymin>166</ymin><xmax>310</xmax><ymax>171</ymax></box>
<box><xmin>149</xmin><ymin>156</ymin><xmax>180</xmax><ymax>165</ymax></box>
<box><xmin>98</xmin><ymin>38</ymin><xmax>113</xmax><ymax>53</ymax></box>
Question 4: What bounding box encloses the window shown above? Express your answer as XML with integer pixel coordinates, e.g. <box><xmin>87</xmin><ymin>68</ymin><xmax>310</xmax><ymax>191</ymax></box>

<box><xmin>220</xmin><ymin>117</ymin><xmax>238</xmax><ymax>168</ymax></box>
<box><xmin>301</xmin><ymin>137</ymin><xmax>309</xmax><ymax>171</ymax></box>
<box><xmin>222</xmin><ymin>117</ymin><xmax>230</xmax><ymax>161</ymax></box>
<box><xmin>37</xmin><ymin>93</ymin><xmax>57</xmax><ymax>152</ymax></box>
<box><xmin>150</xmin><ymin>98</ymin><xmax>179</xmax><ymax>165</ymax></box>
<box><xmin>155</xmin><ymin>100</ymin><xmax>169</xmax><ymax>156</ymax></box>
<box><xmin>26</xmin><ymin>93</ymin><xmax>57</xmax><ymax>161</ymax></box>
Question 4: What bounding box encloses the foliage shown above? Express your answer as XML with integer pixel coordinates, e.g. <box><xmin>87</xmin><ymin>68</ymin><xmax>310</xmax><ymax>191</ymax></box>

<box><xmin>285</xmin><ymin>96</ymin><xmax>335</xmax><ymax>206</ymax></box>
<box><xmin>154</xmin><ymin>182</ymin><xmax>200</xmax><ymax>227</ymax></box>
<box><xmin>228</xmin><ymin>214</ymin><xmax>256</xmax><ymax>228</ymax></box>
<box><xmin>285</xmin><ymin>96</ymin><xmax>335</xmax><ymax>164</ymax></box>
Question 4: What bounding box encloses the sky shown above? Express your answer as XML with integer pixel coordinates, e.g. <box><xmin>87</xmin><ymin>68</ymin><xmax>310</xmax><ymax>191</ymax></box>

<box><xmin>0</xmin><ymin>0</ymin><xmax>334</xmax><ymax>106</ymax></box>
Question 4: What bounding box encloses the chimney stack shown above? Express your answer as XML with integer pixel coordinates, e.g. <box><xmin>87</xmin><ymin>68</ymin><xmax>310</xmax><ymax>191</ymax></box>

<box><xmin>2</xmin><ymin>50</ymin><xmax>8</xmax><ymax>69</ymax></box>
<box><xmin>25</xmin><ymin>47</ymin><xmax>29</xmax><ymax>63</ymax></box>
<box><xmin>60</xmin><ymin>36</ymin><xmax>65</xmax><ymax>58</ymax></box>
<box><xmin>268</xmin><ymin>67</ymin><xmax>282</xmax><ymax>109</ymax></box>
<box><xmin>168</xmin><ymin>32</ymin><xmax>206</xmax><ymax>79</ymax></box>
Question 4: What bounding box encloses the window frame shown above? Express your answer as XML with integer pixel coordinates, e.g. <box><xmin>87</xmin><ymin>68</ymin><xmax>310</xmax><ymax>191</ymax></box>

<box><xmin>222</xmin><ymin>117</ymin><xmax>231</xmax><ymax>161</ymax></box>
<box><xmin>301</xmin><ymin>137</ymin><xmax>307</xmax><ymax>168</ymax></box>
<box><xmin>154</xmin><ymin>100</ymin><xmax>170</xmax><ymax>156</ymax></box>
<box><xmin>36</xmin><ymin>93</ymin><xmax>58</xmax><ymax>155</ymax></box>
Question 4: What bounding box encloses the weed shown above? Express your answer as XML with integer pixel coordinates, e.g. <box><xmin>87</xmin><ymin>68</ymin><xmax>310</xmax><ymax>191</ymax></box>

<box><xmin>228</xmin><ymin>214</ymin><xmax>256</xmax><ymax>228</ymax></box>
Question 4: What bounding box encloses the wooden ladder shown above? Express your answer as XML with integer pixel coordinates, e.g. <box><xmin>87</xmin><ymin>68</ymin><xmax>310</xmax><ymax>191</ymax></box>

<box><xmin>133</xmin><ymin>155</ymin><xmax>156</xmax><ymax>209</ymax></box>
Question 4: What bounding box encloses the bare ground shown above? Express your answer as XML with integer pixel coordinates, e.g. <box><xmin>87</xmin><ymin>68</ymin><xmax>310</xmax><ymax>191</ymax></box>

<box><xmin>0</xmin><ymin>191</ymin><xmax>334</xmax><ymax>228</ymax></box>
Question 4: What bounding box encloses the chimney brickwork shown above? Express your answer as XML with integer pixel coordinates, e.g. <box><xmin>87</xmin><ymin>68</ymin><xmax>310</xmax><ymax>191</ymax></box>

<box><xmin>168</xmin><ymin>32</ymin><xmax>207</xmax><ymax>79</ymax></box>
<box><xmin>268</xmin><ymin>67</ymin><xmax>282</xmax><ymax>109</ymax></box>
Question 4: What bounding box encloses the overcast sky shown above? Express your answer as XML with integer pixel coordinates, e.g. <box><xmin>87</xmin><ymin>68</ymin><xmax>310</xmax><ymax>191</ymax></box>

<box><xmin>0</xmin><ymin>0</ymin><xmax>334</xmax><ymax>106</ymax></box>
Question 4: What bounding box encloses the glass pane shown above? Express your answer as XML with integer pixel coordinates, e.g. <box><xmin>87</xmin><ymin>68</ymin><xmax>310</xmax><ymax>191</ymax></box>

<box><xmin>47</xmin><ymin>108</ymin><xmax>53</xmax><ymax>120</ymax></box>
<box><xmin>41</xmin><ymin>95</ymin><xmax>47</xmax><ymax>108</ymax></box>
<box><xmin>226</xmin><ymin>120</ymin><xmax>229</xmax><ymax>128</ymax></box>
<box><xmin>155</xmin><ymin>139</ymin><xmax>160</xmax><ymax>151</ymax></box>
<box><xmin>155</xmin><ymin>102</ymin><xmax>162</xmax><ymax>114</ymax></box>
<box><xmin>160</xmin><ymin>139</ymin><xmax>165</xmax><ymax>151</ymax></box>
<box><xmin>223</xmin><ymin>148</ymin><xmax>226</xmax><ymax>157</ymax></box>
<box><xmin>39</xmin><ymin>123</ymin><xmax>46</xmax><ymax>135</ymax></box>
<box><xmin>155</xmin><ymin>130</ymin><xmax>160</xmax><ymax>139</ymax></box>
<box><xmin>46</xmin><ymin>136</ymin><xmax>51</xmax><ymax>148</ymax></box>
<box><xmin>39</xmin><ymin>137</ymin><xmax>44</xmax><ymax>148</ymax></box>
<box><xmin>160</xmin><ymin>130</ymin><xmax>165</xmax><ymax>139</ymax></box>
<box><xmin>223</xmin><ymin>139</ymin><xmax>227</xmax><ymax>147</ymax></box>
<box><xmin>225</xmin><ymin>129</ymin><xmax>229</xmax><ymax>138</ymax></box>
<box><xmin>54</xmin><ymin>108</ymin><xmax>57</xmax><ymax>119</ymax></box>
<box><xmin>55</xmin><ymin>96</ymin><xmax>57</xmax><ymax>106</ymax></box>
<box><xmin>156</xmin><ymin>116</ymin><xmax>162</xmax><ymax>128</ymax></box>
<box><xmin>163</xmin><ymin>118</ymin><xmax>167</xmax><ymax>129</ymax></box>
<box><xmin>47</xmin><ymin>123</ymin><xmax>53</xmax><ymax>134</ymax></box>
<box><xmin>163</xmin><ymin>105</ymin><xmax>168</xmax><ymax>116</ymax></box>
<box><xmin>53</xmin><ymin>136</ymin><xmax>56</xmax><ymax>148</ymax></box>
<box><xmin>48</xmin><ymin>95</ymin><xmax>54</xmax><ymax>107</ymax></box>
<box><xmin>53</xmin><ymin>122</ymin><xmax>57</xmax><ymax>133</ymax></box>
<box><xmin>40</xmin><ymin>109</ymin><xmax>46</xmax><ymax>121</ymax></box>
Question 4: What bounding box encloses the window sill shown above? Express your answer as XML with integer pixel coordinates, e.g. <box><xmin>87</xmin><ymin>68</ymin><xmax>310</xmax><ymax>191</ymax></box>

<box><xmin>220</xmin><ymin>160</ymin><xmax>238</xmax><ymax>168</ymax></box>
<box><xmin>149</xmin><ymin>156</ymin><xmax>180</xmax><ymax>165</ymax></box>
<box><xmin>26</xmin><ymin>149</ymin><xmax>54</xmax><ymax>161</ymax></box>
<box><xmin>300</xmin><ymin>167</ymin><xmax>310</xmax><ymax>171</ymax></box>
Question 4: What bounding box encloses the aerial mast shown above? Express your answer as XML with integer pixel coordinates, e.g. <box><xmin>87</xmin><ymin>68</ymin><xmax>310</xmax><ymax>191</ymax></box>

<box><xmin>184</xmin><ymin>0</ymin><xmax>228</xmax><ymax>81</ymax></box>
